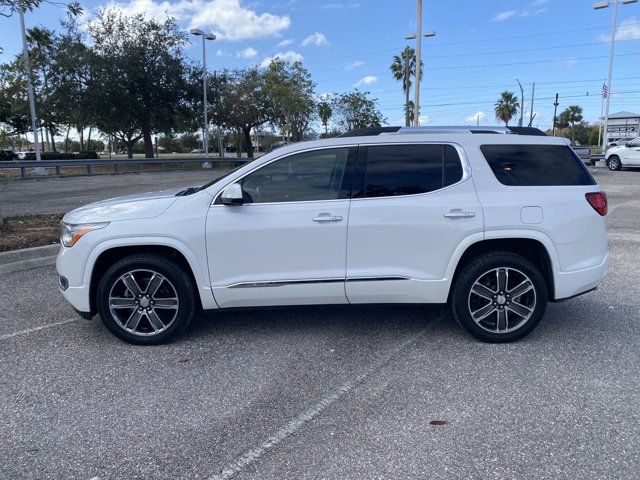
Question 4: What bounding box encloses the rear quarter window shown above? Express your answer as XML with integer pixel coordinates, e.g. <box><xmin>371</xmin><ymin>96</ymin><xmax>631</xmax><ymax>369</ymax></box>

<box><xmin>480</xmin><ymin>144</ymin><xmax>596</xmax><ymax>186</ymax></box>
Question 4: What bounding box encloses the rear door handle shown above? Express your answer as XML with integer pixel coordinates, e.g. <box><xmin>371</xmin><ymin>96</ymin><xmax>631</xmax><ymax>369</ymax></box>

<box><xmin>443</xmin><ymin>210</ymin><xmax>475</xmax><ymax>219</ymax></box>
<box><xmin>313</xmin><ymin>213</ymin><xmax>343</xmax><ymax>222</ymax></box>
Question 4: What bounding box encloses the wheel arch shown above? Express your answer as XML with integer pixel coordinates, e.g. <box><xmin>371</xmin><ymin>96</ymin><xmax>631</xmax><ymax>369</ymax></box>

<box><xmin>86</xmin><ymin>240</ymin><xmax>215</xmax><ymax>315</ymax></box>
<box><xmin>447</xmin><ymin>235</ymin><xmax>557</xmax><ymax>302</ymax></box>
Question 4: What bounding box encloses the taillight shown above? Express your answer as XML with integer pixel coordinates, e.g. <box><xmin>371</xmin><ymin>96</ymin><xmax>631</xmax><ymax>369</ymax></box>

<box><xmin>586</xmin><ymin>191</ymin><xmax>607</xmax><ymax>216</ymax></box>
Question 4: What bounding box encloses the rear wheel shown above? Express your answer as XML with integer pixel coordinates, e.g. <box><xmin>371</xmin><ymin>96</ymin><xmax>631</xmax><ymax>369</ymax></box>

<box><xmin>451</xmin><ymin>252</ymin><xmax>548</xmax><ymax>343</ymax></box>
<box><xmin>97</xmin><ymin>254</ymin><xmax>197</xmax><ymax>345</ymax></box>
<box><xmin>608</xmin><ymin>155</ymin><xmax>622</xmax><ymax>171</ymax></box>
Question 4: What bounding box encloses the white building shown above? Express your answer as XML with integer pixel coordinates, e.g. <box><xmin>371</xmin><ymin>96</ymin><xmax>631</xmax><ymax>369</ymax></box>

<box><xmin>606</xmin><ymin>111</ymin><xmax>639</xmax><ymax>145</ymax></box>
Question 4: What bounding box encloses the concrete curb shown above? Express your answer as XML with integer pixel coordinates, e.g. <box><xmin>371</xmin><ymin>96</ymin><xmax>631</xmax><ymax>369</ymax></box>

<box><xmin>0</xmin><ymin>244</ymin><xmax>59</xmax><ymax>274</ymax></box>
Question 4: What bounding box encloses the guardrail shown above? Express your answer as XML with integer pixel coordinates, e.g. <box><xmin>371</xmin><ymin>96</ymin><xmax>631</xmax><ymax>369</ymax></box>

<box><xmin>0</xmin><ymin>157</ymin><xmax>251</xmax><ymax>178</ymax></box>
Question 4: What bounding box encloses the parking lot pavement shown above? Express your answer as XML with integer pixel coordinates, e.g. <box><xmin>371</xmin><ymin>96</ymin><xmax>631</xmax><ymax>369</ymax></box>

<box><xmin>0</xmin><ymin>167</ymin><xmax>234</xmax><ymax>217</ymax></box>
<box><xmin>1</xmin><ymin>169</ymin><xmax>639</xmax><ymax>479</ymax></box>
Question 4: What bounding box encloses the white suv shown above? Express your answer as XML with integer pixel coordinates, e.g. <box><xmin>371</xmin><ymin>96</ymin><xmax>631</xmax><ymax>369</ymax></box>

<box><xmin>605</xmin><ymin>137</ymin><xmax>640</xmax><ymax>170</ymax></box>
<box><xmin>57</xmin><ymin>126</ymin><xmax>609</xmax><ymax>344</ymax></box>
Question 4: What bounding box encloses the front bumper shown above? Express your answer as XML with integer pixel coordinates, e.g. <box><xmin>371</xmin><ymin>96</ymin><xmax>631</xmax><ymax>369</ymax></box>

<box><xmin>554</xmin><ymin>251</ymin><xmax>609</xmax><ymax>300</ymax></box>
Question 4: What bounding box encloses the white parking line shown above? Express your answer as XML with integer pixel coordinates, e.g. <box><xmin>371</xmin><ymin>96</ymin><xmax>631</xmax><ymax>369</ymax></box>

<box><xmin>209</xmin><ymin>313</ymin><xmax>443</xmax><ymax>480</ymax></box>
<box><xmin>0</xmin><ymin>319</ymin><xmax>79</xmax><ymax>341</ymax></box>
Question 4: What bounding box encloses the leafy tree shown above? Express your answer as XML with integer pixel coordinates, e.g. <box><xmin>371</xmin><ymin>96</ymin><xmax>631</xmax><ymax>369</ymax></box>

<box><xmin>557</xmin><ymin>105</ymin><xmax>584</xmax><ymax>146</ymax></box>
<box><xmin>318</xmin><ymin>101</ymin><xmax>332</xmax><ymax>137</ymax></box>
<box><xmin>331</xmin><ymin>90</ymin><xmax>385</xmax><ymax>132</ymax></box>
<box><xmin>264</xmin><ymin>59</ymin><xmax>315</xmax><ymax>142</ymax></box>
<box><xmin>223</xmin><ymin>67</ymin><xmax>272</xmax><ymax>157</ymax></box>
<box><xmin>494</xmin><ymin>91</ymin><xmax>519</xmax><ymax>126</ymax></box>
<box><xmin>390</xmin><ymin>46</ymin><xmax>419</xmax><ymax>127</ymax></box>
<box><xmin>88</xmin><ymin>10</ymin><xmax>188</xmax><ymax>158</ymax></box>
<box><xmin>1</xmin><ymin>0</ymin><xmax>81</xmax><ymax>18</ymax></box>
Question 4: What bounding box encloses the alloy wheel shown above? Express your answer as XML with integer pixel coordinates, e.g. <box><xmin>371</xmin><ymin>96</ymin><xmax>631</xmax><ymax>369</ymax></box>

<box><xmin>108</xmin><ymin>269</ymin><xmax>180</xmax><ymax>336</ymax></box>
<box><xmin>467</xmin><ymin>267</ymin><xmax>537</xmax><ymax>334</ymax></box>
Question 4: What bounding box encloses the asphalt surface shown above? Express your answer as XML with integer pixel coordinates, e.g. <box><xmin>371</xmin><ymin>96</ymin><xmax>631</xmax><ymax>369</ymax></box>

<box><xmin>1</xmin><ymin>168</ymin><xmax>639</xmax><ymax>479</ymax></box>
<box><xmin>0</xmin><ymin>168</ymin><xmax>234</xmax><ymax>217</ymax></box>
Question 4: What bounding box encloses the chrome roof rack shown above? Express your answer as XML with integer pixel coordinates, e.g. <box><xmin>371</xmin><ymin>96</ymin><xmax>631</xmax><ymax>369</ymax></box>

<box><xmin>339</xmin><ymin>126</ymin><xmax>546</xmax><ymax>137</ymax></box>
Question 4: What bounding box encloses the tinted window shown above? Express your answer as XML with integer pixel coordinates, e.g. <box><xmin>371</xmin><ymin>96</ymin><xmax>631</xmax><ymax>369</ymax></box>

<box><xmin>480</xmin><ymin>144</ymin><xmax>596</xmax><ymax>186</ymax></box>
<box><xmin>241</xmin><ymin>148</ymin><xmax>349</xmax><ymax>203</ymax></box>
<box><xmin>360</xmin><ymin>144</ymin><xmax>463</xmax><ymax>198</ymax></box>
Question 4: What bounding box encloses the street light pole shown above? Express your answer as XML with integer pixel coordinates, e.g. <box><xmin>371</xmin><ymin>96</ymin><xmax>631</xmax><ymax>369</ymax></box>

<box><xmin>18</xmin><ymin>7</ymin><xmax>44</xmax><ymax>173</ymax></box>
<box><xmin>190</xmin><ymin>29</ymin><xmax>216</xmax><ymax>167</ymax></box>
<box><xmin>594</xmin><ymin>0</ymin><xmax>637</xmax><ymax>149</ymax></box>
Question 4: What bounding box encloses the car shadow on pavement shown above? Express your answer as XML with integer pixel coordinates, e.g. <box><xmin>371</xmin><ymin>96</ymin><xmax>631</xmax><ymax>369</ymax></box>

<box><xmin>181</xmin><ymin>304</ymin><xmax>448</xmax><ymax>343</ymax></box>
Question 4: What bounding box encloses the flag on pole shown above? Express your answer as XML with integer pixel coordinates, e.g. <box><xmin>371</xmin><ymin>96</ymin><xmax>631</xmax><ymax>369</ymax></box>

<box><xmin>602</xmin><ymin>83</ymin><xmax>608</xmax><ymax>99</ymax></box>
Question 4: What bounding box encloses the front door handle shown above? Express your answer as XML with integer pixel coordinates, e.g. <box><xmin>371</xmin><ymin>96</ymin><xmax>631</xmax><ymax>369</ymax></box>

<box><xmin>443</xmin><ymin>210</ymin><xmax>475</xmax><ymax>219</ymax></box>
<box><xmin>313</xmin><ymin>213</ymin><xmax>343</xmax><ymax>222</ymax></box>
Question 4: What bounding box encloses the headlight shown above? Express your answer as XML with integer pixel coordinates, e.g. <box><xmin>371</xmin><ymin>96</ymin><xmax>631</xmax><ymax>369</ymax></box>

<box><xmin>60</xmin><ymin>222</ymin><xmax>109</xmax><ymax>247</ymax></box>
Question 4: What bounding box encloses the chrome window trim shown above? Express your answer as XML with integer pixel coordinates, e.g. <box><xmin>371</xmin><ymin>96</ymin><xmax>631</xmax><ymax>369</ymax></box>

<box><xmin>226</xmin><ymin>276</ymin><xmax>410</xmax><ymax>289</ymax></box>
<box><xmin>211</xmin><ymin>145</ymin><xmax>357</xmax><ymax>206</ymax></box>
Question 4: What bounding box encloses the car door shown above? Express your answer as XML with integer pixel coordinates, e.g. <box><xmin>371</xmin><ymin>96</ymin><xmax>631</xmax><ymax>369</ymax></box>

<box><xmin>345</xmin><ymin>143</ymin><xmax>484</xmax><ymax>304</ymax></box>
<box><xmin>625</xmin><ymin>139</ymin><xmax>640</xmax><ymax>165</ymax></box>
<box><xmin>206</xmin><ymin>146</ymin><xmax>356</xmax><ymax>308</ymax></box>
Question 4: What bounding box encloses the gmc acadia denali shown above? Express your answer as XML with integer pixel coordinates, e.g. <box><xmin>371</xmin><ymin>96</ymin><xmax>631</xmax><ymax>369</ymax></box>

<box><xmin>57</xmin><ymin>126</ymin><xmax>609</xmax><ymax>344</ymax></box>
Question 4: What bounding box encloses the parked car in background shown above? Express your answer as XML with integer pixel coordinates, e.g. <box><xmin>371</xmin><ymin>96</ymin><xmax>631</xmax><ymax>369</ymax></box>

<box><xmin>57</xmin><ymin>125</ymin><xmax>609</xmax><ymax>346</ymax></box>
<box><xmin>190</xmin><ymin>149</ymin><xmax>204</xmax><ymax>154</ymax></box>
<box><xmin>605</xmin><ymin>137</ymin><xmax>640</xmax><ymax>170</ymax></box>
<box><xmin>573</xmin><ymin>146</ymin><xmax>592</xmax><ymax>165</ymax></box>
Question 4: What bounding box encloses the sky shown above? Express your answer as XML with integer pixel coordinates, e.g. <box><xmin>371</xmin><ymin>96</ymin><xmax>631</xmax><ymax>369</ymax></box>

<box><xmin>1</xmin><ymin>0</ymin><xmax>639</xmax><ymax>132</ymax></box>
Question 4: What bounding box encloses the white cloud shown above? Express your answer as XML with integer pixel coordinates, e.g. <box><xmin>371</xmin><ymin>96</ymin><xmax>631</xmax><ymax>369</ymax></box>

<box><xmin>345</xmin><ymin>60</ymin><xmax>365</xmax><ymax>70</ymax></box>
<box><xmin>418</xmin><ymin>115</ymin><xmax>430</xmax><ymax>125</ymax></box>
<box><xmin>236</xmin><ymin>47</ymin><xmax>257</xmax><ymax>58</ymax></box>
<box><xmin>597</xmin><ymin>17</ymin><xmax>640</xmax><ymax>41</ymax></box>
<box><xmin>491</xmin><ymin>10</ymin><xmax>517</xmax><ymax>21</ymax></box>
<box><xmin>463</xmin><ymin>111</ymin><xmax>486</xmax><ymax>124</ymax></box>
<box><xmin>555</xmin><ymin>57</ymin><xmax>578</xmax><ymax>68</ymax></box>
<box><xmin>216</xmin><ymin>48</ymin><xmax>226</xmax><ymax>56</ymax></box>
<box><xmin>353</xmin><ymin>75</ymin><xmax>377</xmax><ymax>87</ymax></box>
<box><xmin>277</xmin><ymin>38</ymin><xmax>294</xmax><ymax>47</ymax></box>
<box><xmin>301</xmin><ymin>32</ymin><xmax>329</xmax><ymax>47</ymax></box>
<box><xmin>259</xmin><ymin>50</ymin><xmax>303</xmax><ymax>67</ymax></box>
<box><xmin>104</xmin><ymin>0</ymin><xmax>290</xmax><ymax>41</ymax></box>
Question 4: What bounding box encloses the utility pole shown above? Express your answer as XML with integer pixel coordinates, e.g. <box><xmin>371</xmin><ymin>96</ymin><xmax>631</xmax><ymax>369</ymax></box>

<box><xmin>405</xmin><ymin>1</ymin><xmax>435</xmax><ymax>127</ymax></box>
<box><xmin>552</xmin><ymin>93</ymin><xmax>559</xmax><ymax>136</ymax></box>
<box><xmin>413</xmin><ymin>0</ymin><xmax>422</xmax><ymax>127</ymax></box>
<box><xmin>516</xmin><ymin>79</ymin><xmax>524</xmax><ymax>127</ymax></box>
<box><xmin>529</xmin><ymin>83</ymin><xmax>535</xmax><ymax>126</ymax></box>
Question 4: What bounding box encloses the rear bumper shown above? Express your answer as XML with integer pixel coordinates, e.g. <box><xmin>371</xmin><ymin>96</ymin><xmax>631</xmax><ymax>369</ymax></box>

<box><xmin>554</xmin><ymin>251</ymin><xmax>609</xmax><ymax>300</ymax></box>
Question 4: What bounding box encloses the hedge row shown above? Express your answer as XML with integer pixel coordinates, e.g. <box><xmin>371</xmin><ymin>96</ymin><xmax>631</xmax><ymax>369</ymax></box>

<box><xmin>22</xmin><ymin>151</ymin><xmax>100</xmax><ymax>161</ymax></box>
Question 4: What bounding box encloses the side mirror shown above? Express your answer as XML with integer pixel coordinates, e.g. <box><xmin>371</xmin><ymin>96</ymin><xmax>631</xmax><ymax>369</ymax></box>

<box><xmin>625</xmin><ymin>142</ymin><xmax>632</xmax><ymax>148</ymax></box>
<box><xmin>220</xmin><ymin>183</ymin><xmax>244</xmax><ymax>205</ymax></box>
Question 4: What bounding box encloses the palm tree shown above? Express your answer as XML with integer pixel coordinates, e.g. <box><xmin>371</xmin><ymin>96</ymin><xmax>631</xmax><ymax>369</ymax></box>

<box><xmin>494</xmin><ymin>91</ymin><xmax>519</xmax><ymax>126</ymax></box>
<box><xmin>318</xmin><ymin>101</ymin><xmax>332</xmax><ymax>137</ymax></box>
<box><xmin>390</xmin><ymin>47</ymin><xmax>417</xmax><ymax>127</ymax></box>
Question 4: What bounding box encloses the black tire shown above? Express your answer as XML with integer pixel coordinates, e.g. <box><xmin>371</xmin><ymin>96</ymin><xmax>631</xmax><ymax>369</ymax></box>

<box><xmin>96</xmin><ymin>254</ymin><xmax>197</xmax><ymax>345</ymax></box>
<box><xmin>608</xmin><ymin>155</ymin><xmax>622</xmax><ymax>171</ymax></box>
<box><xmin>450</xmin><ymin>252</ymin><xmax>548</xmax><ymax>343</ymax></box>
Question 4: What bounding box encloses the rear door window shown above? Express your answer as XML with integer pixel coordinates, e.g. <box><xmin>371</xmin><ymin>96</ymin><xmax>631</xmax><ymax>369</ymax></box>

<box><xmin>357</xmin><ymin>144</ymin><xmax>464</xmax><ymax>198</ymax></box>
<box><xmin>480</xmin><ymin>144</ymin><xmax>596</xmax><ymax>186</ymax></box>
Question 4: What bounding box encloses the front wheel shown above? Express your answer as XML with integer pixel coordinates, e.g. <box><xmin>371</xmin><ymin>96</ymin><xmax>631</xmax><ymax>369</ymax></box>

<box><xmin>608</xmin><ymin>155</ymin><xmax>622</xmax><ymax>171</ymax></box>
<box><xmin>97</xmin><ymin>254</ymin><xmax>197</xmax><ymax>345</ymax></box>
<box><xmin>450</xmin><ymin>252</ymin><xmax>548</xmax><ymax>343</ymax></box>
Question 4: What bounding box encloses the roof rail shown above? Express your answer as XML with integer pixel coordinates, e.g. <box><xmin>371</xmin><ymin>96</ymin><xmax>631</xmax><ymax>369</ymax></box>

<box><xmin>338</xmin><ymin>126</ymin><xmax>547</xmax><ymax>137</ymax></box>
